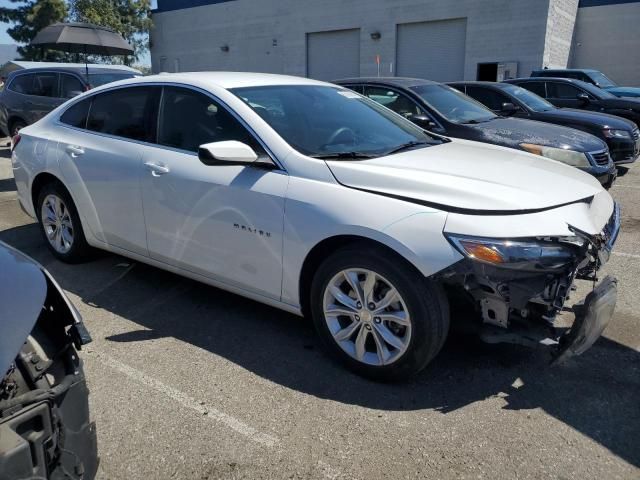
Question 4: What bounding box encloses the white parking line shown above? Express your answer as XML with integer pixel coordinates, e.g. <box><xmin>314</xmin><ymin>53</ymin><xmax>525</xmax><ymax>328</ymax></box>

<box><xmin>98</xmin><ymin>353</ymin><xmax>280</xmax><ymax>448</ymax></box>
<box><xmin>612</xmin><ymin>251</ymin><xmax>640</xmax><ymax>260</ymax></box>
<box><xmin>612</xmin><ymin>184</ymin><xmax>640</xmax><ymax>190</ymax></box>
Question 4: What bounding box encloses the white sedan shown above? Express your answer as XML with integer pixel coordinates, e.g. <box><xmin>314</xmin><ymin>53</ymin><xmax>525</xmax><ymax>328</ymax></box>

<box><xmin>11</xmin><ymin>72</ymin><xmax>619</xmax><ymax>380</ymax></box>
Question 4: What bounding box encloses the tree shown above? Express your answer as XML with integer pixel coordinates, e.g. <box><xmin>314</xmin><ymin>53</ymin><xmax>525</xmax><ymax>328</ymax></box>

<box><xmin>69</xmin><ymin>0</ymin><xmax>152</xmax><ymax>64</ymax></box>
<box><xmin>0</xmin><ymin>0</ymin><xmax>68</xmax><ymax>60</ymax></box>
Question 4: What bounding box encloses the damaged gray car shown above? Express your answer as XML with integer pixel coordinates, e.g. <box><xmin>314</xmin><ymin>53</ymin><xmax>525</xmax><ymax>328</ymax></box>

<box><xmin>0</xmin><ymin>241</ymin><xmax>97</xmax><ymax>479</ymax></box>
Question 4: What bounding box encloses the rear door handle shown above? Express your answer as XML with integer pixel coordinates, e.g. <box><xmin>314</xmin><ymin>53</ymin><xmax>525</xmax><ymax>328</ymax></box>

<box><xmin>144</xmin><ymin>161</ymin><xmax>170</xmax><ymax>176</ymax></box>
<box><xmin>65</xmin><ymin>145</ymin><xmax>85</xmax><ymax>157</ymax></box>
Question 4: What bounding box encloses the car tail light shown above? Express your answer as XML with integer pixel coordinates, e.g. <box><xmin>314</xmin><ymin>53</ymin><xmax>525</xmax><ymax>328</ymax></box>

<box><xmin>11</xmin><ymin>133</ymin><xmax>21</xmax><ymax>152</ymax></box>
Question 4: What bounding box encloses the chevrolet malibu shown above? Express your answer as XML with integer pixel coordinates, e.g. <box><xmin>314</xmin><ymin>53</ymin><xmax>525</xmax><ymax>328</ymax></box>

<box><xmin>11</xmin><ymin>73</ymin><xmax>620</xmax><ymax>380</ymax></box>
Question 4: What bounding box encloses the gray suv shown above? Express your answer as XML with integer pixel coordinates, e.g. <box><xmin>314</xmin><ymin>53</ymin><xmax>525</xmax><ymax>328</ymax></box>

<box><xmin>0</xmin><ymin>66</ymin><xmax>138</xmax><ymax>137</ymax></box>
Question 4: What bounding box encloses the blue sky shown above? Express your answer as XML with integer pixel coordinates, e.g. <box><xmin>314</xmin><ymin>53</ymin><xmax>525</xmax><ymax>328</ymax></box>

<box><xmin>0</xmin><ymin>0</ymin><xmax>157</xmax><ymax>66</ymax></box>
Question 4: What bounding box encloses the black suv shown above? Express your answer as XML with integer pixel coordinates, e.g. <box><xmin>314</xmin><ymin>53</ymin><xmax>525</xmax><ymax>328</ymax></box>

<box><xmin>450</xmin><ymin>81</ymin><xmax>639</xmax><ymax>164</ymax></box>
<box><xmin>335</xmin><ymin>77</ymin><xmax>616</xmax><ymax>186</ymax></box>
<box><xmin>506</xmin><ymin>77</ymin><xmax>640</xmax><ymax>129</ymax></box>
<box><xmin>530</xmin><ymin>68</ymin><xmax>640</xmax><ymax>98</ymax></box>
<box><xmin>0</xmin><ymin>66</ymin><xmax>138</xmax><ymax>137</ymax></box>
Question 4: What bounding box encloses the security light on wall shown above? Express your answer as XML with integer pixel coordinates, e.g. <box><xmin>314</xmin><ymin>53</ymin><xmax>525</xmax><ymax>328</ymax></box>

<box><xmin>370</xmin><ymin>32</ymin><xmax>381</xmax><ymax>40</ymax></box>
<box><xmin>220</xmin><ymin>45</ymin><xmax>230</xmax><ymax>52</ymax></box>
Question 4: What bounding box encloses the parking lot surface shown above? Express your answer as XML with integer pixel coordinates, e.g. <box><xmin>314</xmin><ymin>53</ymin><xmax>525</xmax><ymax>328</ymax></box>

<box><xmin>0</xmin><ymin>144</ymin><xmax>638</xmax><ymax>479</ymax></box>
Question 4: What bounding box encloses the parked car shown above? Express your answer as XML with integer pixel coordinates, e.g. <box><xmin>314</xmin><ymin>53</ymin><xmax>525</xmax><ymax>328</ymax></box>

<box><xmin>335</xmin><ymin>77</ymin><xmax>616</xmax><ymax>186</ymax></box>
<box><xmin>449</xmin><ymin>81</ymin><xmax>639</xmax><ymax>164</ymax></box>
<box><xmin>506</xmin><ymin>77</ymin><xmax>640</xmax><ymax>129</ymax></box>
<box><xmin>12</xmin><ymin>72</ymin><xmax>620</xmax><ymax>380</ymax></box>
<box><xmin>0</xmin><ymin>241</ymin><xmax>97</xmax><ymax>479</ymax></box>
<box><xmin>531</xmin><ymin>68</ymin><xmax>640</xmax><ymax>98</ymax></box>
<box><xmin>0</xmin><ymin>65</ymin><xmax>140</xmax><ymax>137</ymax></box>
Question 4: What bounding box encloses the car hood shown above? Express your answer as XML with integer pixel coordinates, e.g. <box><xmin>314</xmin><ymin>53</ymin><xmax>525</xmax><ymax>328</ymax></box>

<box><xmin>0</xmin><ymin>241</ymin><xmax>47</xmax><ymax>375</ymax></box>
<box><xmin>327</xmin><ymin>138</ymin><xmax>604</xmax><ymax>213</ymax></box>
<box><xmin>468</xmin><ymin>117</ymin><xmax>606</xmax><ymax>152</ymax></box>
<box><xmin>543</xmin><ymin>108</ymin><xmax>636</xmax><ymax>130</ymax></box>
<box><xmin>604</xmin><ymin>86</ymin><xmax>640</xmax><ymax>98</ymax></box>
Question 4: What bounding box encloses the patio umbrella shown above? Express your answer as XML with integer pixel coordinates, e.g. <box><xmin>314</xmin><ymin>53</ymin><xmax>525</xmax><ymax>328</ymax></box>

<box><xmin>31</xmin><ymin>22</ymin><xmax>134</xmax><ymax>77</ymax></box>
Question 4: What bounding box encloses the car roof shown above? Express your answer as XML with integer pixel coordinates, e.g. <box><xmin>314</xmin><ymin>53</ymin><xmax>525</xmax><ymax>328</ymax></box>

<box><xmin>532</xmin><ymin>68</ymin><xmax>599</xmax><ymax>73</ymax></box>
<box><xmin>89</xmin><ymin>71</ymin><xmax>332</xmax><ymax>91</ymax></box>
<box><xmin>507</xmin><ymin>76</ymin><xmax>595</xmax><ymax>87</ymax></box>
<box><xmin>8</xmin><ymin>66</ymin><xmax>139</xmax><ymax>77</ymax></box>
<box><xmin>448</xmin><ymin>81</ymin><xmax>512</xmax><ymax>89</ymax></box>
<box><xmin>334</xmin><ymin>77</ymin><xmax>440</xmax><ymax>88</ymax></box>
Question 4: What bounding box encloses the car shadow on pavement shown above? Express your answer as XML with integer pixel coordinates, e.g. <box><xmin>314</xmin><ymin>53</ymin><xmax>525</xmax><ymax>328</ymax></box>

<box><xmin>1</xmin><ymin>222</ymin><xmax>639</xmax><ymax>468</ymax></box>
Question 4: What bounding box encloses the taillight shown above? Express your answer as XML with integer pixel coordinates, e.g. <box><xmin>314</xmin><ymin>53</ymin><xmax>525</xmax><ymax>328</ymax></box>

<box><xmin>11</xmin><ymin>133</ymin><xmax>21</xmax><ymax>152</ymax></box>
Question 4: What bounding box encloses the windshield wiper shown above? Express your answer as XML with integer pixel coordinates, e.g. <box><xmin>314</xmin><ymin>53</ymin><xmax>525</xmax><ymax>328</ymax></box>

<box><xmin>384</xmin><ymin>141</ymin><xmax>431</xmax><ymax>155</ymax></box>
<box><xmin>461</xmin><ymin>118</ymin><xmax>495</xmax><ymax>124</ymax></box>
<box><xmin>311</xmin><ymin>152</ymin><xmax>376</xmax><ymax>160</ymax></box>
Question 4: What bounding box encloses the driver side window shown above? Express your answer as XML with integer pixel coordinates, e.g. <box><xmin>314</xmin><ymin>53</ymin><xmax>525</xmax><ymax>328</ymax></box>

<box><xmin>364</xmin><ymin>87</ymin><xmax>422</xmax><ymax>119</ymax></box>
<box><xmin>158</xmin><ymin>87</ymin><xmax>265</xmax><ymax>155</ymax></box>
<box><xmin>547</xmin><ymin>83</ymin><xmax>590</xmax><ymax>100</ymax></box>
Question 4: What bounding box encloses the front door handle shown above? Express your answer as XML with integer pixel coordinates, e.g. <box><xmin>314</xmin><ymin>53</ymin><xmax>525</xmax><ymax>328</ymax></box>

<box><xmin>144</xmin><ymin>161</ymin><xmax>170</xmax><ymax>177</ymax></box>
<box><xmin>65</xmin><ymin>145</ymin><xmax>85</xmax><ymax>158</ymax></box>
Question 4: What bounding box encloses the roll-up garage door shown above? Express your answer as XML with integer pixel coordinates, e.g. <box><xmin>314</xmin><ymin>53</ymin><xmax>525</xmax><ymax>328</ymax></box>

<box><xmin>307</xmin><ymin>28</ymin><xmax>360</xmax><ymax>81</ymax></box>
<box><xmin>396</xmin><ymin>18</ymin><xmax>467</xmax><ymax>82</ymax></box>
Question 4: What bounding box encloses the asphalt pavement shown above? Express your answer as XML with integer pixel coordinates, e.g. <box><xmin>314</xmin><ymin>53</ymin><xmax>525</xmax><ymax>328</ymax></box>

<box><xmin>0</xmin><ymin>145</ymin><xmax>638</xmax><ymax>479</ymax></box>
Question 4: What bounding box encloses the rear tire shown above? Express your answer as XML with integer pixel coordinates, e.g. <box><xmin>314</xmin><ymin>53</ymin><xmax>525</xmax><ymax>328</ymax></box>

<box><xmin>310</xmin><ymin>243</ymin><xmax>449</xmax><ymax>382</ymax></box>
<box><xmin>36</xmin><ymin>181</ymin><xmax>93</xmax><ymax>263</ymax></box>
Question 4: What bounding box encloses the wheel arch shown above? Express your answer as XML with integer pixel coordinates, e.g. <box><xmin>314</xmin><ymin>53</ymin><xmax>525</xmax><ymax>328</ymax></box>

<box><xmin>30</xmin><ymin>172</ymin><xmax>67</xmax><ymax>216</ymax></box>
<box><xmin>298</xmin><ymin>235</ymin><xmax>426</xmax><ymax>318</ymax></box>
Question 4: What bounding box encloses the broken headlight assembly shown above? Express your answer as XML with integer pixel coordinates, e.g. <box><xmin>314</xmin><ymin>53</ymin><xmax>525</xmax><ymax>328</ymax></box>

<box><xmin>445</xmin><ymin>234</ymin><xmax>582</xmax><ymax>271</ymax></box>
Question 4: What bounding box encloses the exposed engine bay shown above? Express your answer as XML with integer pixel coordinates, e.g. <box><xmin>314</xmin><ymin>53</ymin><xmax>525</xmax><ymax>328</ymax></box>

<box><xmin>439</xmin><ymin>203</ymin><xmax>620</xmax><ymax>361</ymax></box>
<box><xmin>0</xmin><ymin>273</ymin><xmax>97</xmax><ymax>480</ymax></box>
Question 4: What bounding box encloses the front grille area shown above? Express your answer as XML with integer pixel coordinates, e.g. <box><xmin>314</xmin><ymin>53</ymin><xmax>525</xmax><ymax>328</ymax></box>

<box><xmin>590</xmin><ymin>150</ymin><xmax>610</xmax><ymax>166</ymax></box>
<box><xmin>632</xmin><ymin>128</ymin><xmax>639</xmax><ymax>141</ymax></box>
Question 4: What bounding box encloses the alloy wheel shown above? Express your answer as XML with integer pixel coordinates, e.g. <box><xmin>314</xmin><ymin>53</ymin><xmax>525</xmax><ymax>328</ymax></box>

<box><xmin>41</xmin><ymin>194</ymin><xmax>74</xmax><ymax>254</ymax></box>
<box><xmin>322</xmin><ymin>268</ymin><xmax>412</xmax><ymax>366</ymax></box>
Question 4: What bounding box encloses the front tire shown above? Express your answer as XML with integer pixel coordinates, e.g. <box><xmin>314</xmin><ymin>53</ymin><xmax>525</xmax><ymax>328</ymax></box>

<box><xmin>36</xmin><ymin>181</ymin><xmax>93</xmax><ymax>263</ymax></box>
<box><xmin>310</xmin><ymin>244</ymin><xmax>449</xmax><ymax>381</ymax></box>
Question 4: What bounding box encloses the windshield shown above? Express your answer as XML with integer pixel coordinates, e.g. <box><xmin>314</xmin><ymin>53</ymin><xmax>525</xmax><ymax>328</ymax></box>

<box><xmin>500</xmin><ymin>84</ymin><xmax>555</xmax><ymax>112</ymax></box>
<box><xmin>230</xmin><ymin>85</ymin><xmax>441</xmax><ymax>158</ymax></box>
<box><xmin>88</xmin><ymin>73</ymin><xmax>138</xmax><ymax>88</ymax></box>
<box><xmin>410</xmin><ymin>84</ymin><xmax>497</xmax><ymax>124</ymax></box>
<box><xmin>589</xmin><ymin>71</ymin><xmax>617</xmax><ymax>88</ymax></box>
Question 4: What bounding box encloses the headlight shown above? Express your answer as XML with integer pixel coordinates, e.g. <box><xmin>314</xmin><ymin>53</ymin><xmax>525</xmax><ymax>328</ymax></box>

<box><xmin>446</xmin><ymin>234</ymin><xmax>578</xmax><ymax>271</ymax></box>
<box><xmin>520</xmin><ymin>143</ymin><xmax>590</xmax><ymax>167</ymax></box>
<box><xmin>603</xmin><ymin>128</ymin><xmax>632</xmax><ymax>139</ymax></box>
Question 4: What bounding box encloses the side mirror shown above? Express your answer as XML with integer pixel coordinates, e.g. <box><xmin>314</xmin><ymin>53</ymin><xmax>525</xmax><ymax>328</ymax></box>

<box><xmin>198</xmin><ymin>140</ymin><xmax>274</xmax><ymax>168</ymax></box>
<box><xmin>500</xmin><ymin>102</ymin><xmax>518</xmax><ymax>115</ymax></box>
<box><xmin>409</xmin><ymin>114</ymin><xmax>437</xmax><ymax>130</ymax></box>
<box><xmin>576</xmin><ymin>92</ymin><xmax>590</xmax><ymax>104</ymax></box>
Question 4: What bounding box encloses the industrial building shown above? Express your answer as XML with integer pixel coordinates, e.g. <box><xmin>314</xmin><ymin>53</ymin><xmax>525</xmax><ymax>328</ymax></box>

<box><xmin>150</xmin><ymin>0</ymin><xmax>640</xmax><ymax>84</ymax></box>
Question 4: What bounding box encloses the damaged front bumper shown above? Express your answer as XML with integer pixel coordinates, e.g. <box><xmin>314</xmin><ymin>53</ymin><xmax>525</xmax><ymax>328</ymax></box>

<box><xmin>440</xmin><ymin>203</ymin><xmax>620</xmax><ymax>362</ymax></box>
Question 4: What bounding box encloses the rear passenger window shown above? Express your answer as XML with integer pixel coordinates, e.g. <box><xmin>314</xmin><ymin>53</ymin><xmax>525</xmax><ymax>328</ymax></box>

<box><xmin>9</xmin><ymin>74</ymin><xmax>34</xmax><ymax>95</ymax></box>
<box><xmin>87</xmin><ymin>87</ymin><xmax>159</xmax><ymax>142</ymax></box>
<box><xmin>158</xmin><ymin>87</ymin><xmax>264</xmax><ymax>153</ymax></box>
<box><xmin>60</xmin><ymin>74</ymin><xmax>85</xmax><ymax>99</ymax></box>
<box><xmin>60</xmin><ymin>99</ymin><xmax>90</xmax><ymax>128</ymax></box>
